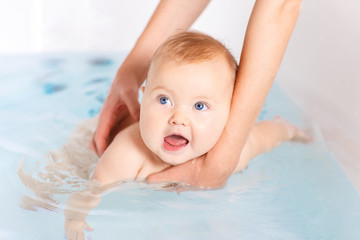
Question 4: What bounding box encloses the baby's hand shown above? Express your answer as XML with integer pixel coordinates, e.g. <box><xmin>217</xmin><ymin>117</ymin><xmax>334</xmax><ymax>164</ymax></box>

<box><xmin>64</xmin><ymin>219</ymin><xmax>93</xmax><ymax>240</ymax></box>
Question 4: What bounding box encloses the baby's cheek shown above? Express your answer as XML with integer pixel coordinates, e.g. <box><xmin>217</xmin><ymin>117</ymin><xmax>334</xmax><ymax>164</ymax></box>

<box><xmin>194</xmin><ymin>129</ymin><xmax>220</xmax><ymax>155</ymax></box>
<box><xmin>202</xmin><ymin>118</ymin><xmax>226</xmax><ymax>148</ymax></box>
<box><xmin>142</xmin><ymin>115</ymin><xmax>164</xmax><ymax>149</ymax></box>
<box><xmin>140</xmin><ymin>116</ymin><xmax>154</xmax><ymax>142</ymax></box>
<box><xmin>141</xmin><ymin>107</ymin><xmax>157</xmax><ymax>129</ymax></box>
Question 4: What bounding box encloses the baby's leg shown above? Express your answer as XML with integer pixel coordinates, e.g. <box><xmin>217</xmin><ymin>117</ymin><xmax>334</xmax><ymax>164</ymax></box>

<box><xmin>234</xmin><ymin>116</ymin><xmax>311</xmax><ymax>172</ymax></box>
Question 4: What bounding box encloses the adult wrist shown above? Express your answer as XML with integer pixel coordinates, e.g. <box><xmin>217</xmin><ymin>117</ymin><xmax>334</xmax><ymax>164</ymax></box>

<box><xmin>117</xmin><ymin>48</ymin><xmax>152</xmax><ymax>87</ymax></box>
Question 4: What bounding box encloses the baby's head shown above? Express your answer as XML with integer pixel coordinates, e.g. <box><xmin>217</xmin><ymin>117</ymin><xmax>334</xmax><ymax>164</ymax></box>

<box><xmin>140</xmin><ymin>31</ymin><xmax>238</xmax><ymax>165</ymax></box>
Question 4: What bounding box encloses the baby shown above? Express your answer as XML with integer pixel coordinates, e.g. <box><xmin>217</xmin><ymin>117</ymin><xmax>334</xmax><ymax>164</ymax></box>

<box><xmin>92</xmin><ymin>31</ymin><xmax>308</xmax><ymax>185</ymax></box>
<box><xmin>64</xmin><ymin>31</ymin><xmax>309</xmax><ymax>239</ymax></box>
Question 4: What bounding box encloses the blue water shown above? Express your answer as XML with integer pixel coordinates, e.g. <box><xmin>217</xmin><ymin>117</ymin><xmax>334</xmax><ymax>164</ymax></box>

<box><xmin>0</xmin><ymin>53</ymin><xmax>359</xmax><ymax>240</ymax></box>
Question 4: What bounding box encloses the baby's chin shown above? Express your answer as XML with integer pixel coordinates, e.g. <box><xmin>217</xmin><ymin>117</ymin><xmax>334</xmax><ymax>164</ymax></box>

<box><xmin>159</xmin><ymin>155</ymin><xmax>190</xmax><ymax>166</ymax></box>
<box><xmin>158</xmin><ymin>151</ymin><xmax>205</xmax><ymax>166</ymax></box>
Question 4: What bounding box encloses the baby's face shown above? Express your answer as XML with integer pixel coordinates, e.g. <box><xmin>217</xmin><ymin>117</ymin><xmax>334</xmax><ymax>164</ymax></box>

<box><xmin>140</xmin><ymin>59</ymin><xmax>233</xmax><ymax>165</ymax></box>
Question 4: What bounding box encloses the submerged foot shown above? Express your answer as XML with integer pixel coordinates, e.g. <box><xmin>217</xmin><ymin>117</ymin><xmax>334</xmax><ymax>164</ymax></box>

<box><xmin>272</xmin><ymin>116</ymin><xmax>313</xmax><ymax>143</ymax></box>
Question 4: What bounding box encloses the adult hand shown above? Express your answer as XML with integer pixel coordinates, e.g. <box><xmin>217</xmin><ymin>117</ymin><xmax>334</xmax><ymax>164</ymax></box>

<box><xmin>147</xmin><ymin>138</ymin><xmax>237</xmax><ymax>189</ymax></box>
<box><xmin>147</xmin><ymin>159</ymin><xmax>229</xmax><ymax>190</ymax></box>
<box><xmin>90</xmin><ymin>66</ymin><xmax>142</xmax><ymax>156</ymax></box>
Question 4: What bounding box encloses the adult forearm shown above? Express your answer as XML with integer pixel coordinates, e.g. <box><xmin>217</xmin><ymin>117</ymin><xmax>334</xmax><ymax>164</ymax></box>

<box><xmin>212</xmin><ymin>0</ymin><xmax>302</xmax><ymax>175</ymax></box>
<box><xmin>122</xmin><ymin>0</ymin><xmax>210</xmax><ymax>84</ymax></box>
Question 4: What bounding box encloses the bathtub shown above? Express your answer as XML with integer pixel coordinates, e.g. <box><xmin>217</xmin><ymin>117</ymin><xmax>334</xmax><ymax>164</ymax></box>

<box><xmin>0</xmin><ymin>53</ymin><xmax>359</xmax><ymax>239</ymax></box>
<box><xmin>1</xmin><ymin>0</ymin><xmax>360</xmax><ymax>239</ymax></box>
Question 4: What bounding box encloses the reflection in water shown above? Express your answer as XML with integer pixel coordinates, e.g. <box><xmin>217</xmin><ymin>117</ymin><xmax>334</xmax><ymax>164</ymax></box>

<box><xmin>18</xmin><ymin>118</ymin><xmax>99</xmax><ymax>211</ymax></box>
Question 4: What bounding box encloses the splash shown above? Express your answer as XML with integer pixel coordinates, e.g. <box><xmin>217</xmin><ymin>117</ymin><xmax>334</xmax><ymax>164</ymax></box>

<box><xmin>18</xmin><ymin>117</ymin><xmax>100</xmax><ymax>210</ymax></box>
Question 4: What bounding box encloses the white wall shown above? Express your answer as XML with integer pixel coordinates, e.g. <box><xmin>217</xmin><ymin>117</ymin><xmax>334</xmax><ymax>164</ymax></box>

<box><xmin>1</xmin><ymin>0</ymin><xmax>359</xmax><ymax>192</ymax></box>
<box><xmin>277</xmin><ymin>0</ymin><xmax>360</xmax><ymax>192</ymax></box>
<box><xmin>0</xmin><ymin>0</ymin><xmax>159</xmax><ymax>54</ymax></box>
<box><xmin>0</xmin><ymin>0</ymin><xmax>252</xmax><ymax>58</ymax></box>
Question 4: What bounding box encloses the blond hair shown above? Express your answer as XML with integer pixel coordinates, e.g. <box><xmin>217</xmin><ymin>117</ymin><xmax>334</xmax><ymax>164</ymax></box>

<box><xmin>150</xmin><ymin>31</ymin><xmax>238</xmax><ymax>82</ymax></box>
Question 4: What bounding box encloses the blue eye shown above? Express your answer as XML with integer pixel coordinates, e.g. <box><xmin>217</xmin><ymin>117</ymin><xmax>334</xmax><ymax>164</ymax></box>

<box><xmin>159</xmin><ymin>96</ymin><xmax>171</xmax><ymax>105</ymax></box>
<box><xmin>194</xmin><ymin>102</ymin><xmax>208</xmax><ymax>111</ymax></box>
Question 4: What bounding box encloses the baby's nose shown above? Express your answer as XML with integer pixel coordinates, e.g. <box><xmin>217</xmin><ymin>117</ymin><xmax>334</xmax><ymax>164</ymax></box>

<box><xmin>169</xmin><ymin>111</ymin><xmax>190</xmax><ymax>126</ymax></box>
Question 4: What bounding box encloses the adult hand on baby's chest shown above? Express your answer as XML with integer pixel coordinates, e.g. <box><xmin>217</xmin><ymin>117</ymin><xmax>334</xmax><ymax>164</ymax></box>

<box><xmin>146</xmin><ymin>154</ymin><xmax>227</xmax><ymax>190</ymax></box>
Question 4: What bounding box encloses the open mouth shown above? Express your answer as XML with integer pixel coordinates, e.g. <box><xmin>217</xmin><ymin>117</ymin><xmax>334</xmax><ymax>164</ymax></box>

<box><xmin>163</xmin><ymin>134</ymin><xmax>189</xmax><ymax>151</ymax></box>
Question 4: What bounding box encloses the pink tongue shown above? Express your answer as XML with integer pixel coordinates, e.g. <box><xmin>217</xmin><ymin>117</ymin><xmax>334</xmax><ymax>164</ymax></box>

<box><xmin>164</xmin><ymin>135</ymin><xmax>188</xmax><ymax>146</ymax></box>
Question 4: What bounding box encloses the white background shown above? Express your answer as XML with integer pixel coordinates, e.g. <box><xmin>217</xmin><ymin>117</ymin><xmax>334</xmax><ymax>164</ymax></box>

<box><xmin>1</xmin><ymin>0</ymin><xmax>359</xmax><ymax>192</ymax></box>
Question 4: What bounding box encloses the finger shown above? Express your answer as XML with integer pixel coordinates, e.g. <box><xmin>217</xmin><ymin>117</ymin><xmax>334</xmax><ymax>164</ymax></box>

<box><xmin>90</xmin><ymin>130</ymin><xmax>107</xmax><ymax>157</ymax></box>
<box><xmin>89</xmin><ymin>136</ymin><xmax>99</xmax><ymax>156</ymax></box>
<box><xmin>123</xmin><ymin>91</ymin><xmax>140</xmax><ymax>121</ymax></box>
<box><xmin>91</xmin><ymin>106</ymin><xmax>128</xmax><ymax>156</ymax></box>
<box><xmin>90</xmin><ymin>132</ymin><xmax>107</xmax><ymax>156</ymax></box>
<box><xmin>90</xmin><ymin>113</ymin><xmax>111</xmax><ymax>156</ymax></box>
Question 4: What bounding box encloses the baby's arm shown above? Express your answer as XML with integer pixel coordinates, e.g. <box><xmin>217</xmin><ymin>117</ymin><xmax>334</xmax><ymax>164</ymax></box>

<box><xmin>65</xmin><ymin>123</ymin><xmax>146</xmax><ymax>239</ymax></box>
<box><xmin>64</xmin><ymin>190</ymin><xmax>100</xmax><ymax>240</ymax></box>
<box><xmin>92</xmin><ymin>123</ymin><xmax>145</xmax><ymax>185</ymax></box>
<box><xmin>235</xmin><ymin>117</ymin><xmax>310</xmax><ymax>172</ymax></box>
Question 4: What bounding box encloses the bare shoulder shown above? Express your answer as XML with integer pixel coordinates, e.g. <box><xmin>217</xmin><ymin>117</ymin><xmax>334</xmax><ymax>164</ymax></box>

<box><xmin>92</xmin><ymin>123</ymin><xmax>151</xmax><ymax>185</ymax></box>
